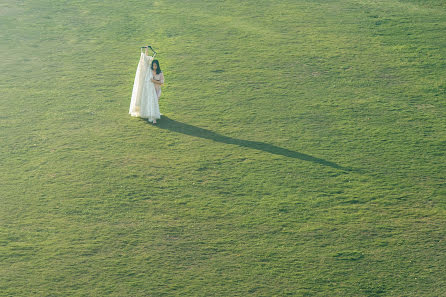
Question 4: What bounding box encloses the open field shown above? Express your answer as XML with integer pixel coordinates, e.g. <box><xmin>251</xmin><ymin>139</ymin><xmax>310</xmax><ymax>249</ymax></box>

<box><xmin>1</xmin><ymin>0</ymin><xmax>445</xmax><ymax>295</ymax></box>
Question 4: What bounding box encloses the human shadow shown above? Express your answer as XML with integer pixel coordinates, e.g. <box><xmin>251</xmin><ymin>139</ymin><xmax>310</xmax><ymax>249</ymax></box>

<box><xmin>147</xmin><ymin>116</ymin><xmax>352</xmax><ymax>172</ymax></box>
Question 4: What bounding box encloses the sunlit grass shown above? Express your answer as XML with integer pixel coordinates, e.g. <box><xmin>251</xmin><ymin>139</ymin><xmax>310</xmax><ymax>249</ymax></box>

<box><xmin>1</xmin><ymin>0</ymin><xmax>445</xmax><ymax>296</ymax></box>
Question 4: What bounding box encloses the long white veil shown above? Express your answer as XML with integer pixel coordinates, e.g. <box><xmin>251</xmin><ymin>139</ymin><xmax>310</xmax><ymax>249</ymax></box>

<box><xmin>129</xmin><ymin>50</ymin><xmax>152</xmax><ymax>117</ymax></box>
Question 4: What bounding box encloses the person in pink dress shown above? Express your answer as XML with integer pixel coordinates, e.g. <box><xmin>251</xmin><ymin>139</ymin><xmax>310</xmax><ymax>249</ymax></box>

<box><xmin>150</xmin><ymin>60</ymin><xmax>164</xmax><ymax>111</ymax></box>
<box><xmin>148</xmin><ymin>59</ymin><xmax>163</xmax><ymax>124</ymax></box>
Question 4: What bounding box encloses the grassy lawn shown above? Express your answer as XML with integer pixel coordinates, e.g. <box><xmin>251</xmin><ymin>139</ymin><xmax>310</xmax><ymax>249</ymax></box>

<box><xmin>1</xmin><ymin>0</ymin><xmax>445</xmax><ymax>296</ymax></box>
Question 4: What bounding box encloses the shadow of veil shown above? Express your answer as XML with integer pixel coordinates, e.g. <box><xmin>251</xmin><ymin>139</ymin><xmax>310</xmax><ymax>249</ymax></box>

<box><xmin>149</xmin><ymin>116</ymin><xmax>352</xmax><ymax>172</ymax></box>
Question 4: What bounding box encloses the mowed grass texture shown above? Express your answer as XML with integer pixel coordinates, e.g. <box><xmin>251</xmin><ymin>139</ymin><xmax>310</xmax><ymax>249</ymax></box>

<box><xmin>1</xmin><ymin>0</ymin><xmax>445</xmax><ymax>296</ymax></box>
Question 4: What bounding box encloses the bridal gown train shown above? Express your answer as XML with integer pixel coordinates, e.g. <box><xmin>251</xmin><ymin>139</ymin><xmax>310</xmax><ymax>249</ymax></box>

<box><xmin>129</xmin><ymin>51</ymin><xmax>160</xmax><ymax>122</ymax></box>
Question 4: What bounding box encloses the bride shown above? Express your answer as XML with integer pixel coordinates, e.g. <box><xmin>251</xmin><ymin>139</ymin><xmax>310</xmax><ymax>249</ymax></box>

<box><xmin>129</xmin><ymin>47</ymin><xmax>164</xmax><ymax>124</ymax></box>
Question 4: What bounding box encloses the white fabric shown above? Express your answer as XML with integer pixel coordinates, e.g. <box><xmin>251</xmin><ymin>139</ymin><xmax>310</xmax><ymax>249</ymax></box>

<box><xmin>129</xmin><ymin>52</ymin><xmax>160</xmax><ymax>122</ymax></box>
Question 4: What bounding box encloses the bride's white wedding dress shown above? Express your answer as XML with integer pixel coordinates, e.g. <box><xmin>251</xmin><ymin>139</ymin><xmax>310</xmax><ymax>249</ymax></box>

<box><xmin>129</xmin><ymin>51</ymin><xmax>160</xmax><ymax>122</ymax></box>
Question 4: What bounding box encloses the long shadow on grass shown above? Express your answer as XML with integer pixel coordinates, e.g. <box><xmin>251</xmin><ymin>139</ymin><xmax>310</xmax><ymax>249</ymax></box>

<box><xmin>150</xmin><ymin>116</ymin><xmax>351</xmax><ymax>171</ymax></box>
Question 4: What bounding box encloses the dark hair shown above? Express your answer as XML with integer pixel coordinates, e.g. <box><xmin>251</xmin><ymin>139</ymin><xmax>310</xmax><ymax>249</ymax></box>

<box><xmin>151</xmin><ymin>60</ymin><xmax>162</xmax><ymax>74</ymax></box>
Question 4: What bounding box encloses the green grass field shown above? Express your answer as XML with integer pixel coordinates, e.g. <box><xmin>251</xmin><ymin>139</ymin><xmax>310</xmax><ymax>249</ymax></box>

<box><xmin>1</xmin><ymin>0</ymin><xmax>445</xmax><ymax>296</ymax></box>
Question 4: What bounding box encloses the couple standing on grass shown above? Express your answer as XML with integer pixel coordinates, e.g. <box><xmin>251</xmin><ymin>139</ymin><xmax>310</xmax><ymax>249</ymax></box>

<box><xmin>129</xmin><ymin>47</ymin><xmax>164</xmax><ymax>124</ymax></box>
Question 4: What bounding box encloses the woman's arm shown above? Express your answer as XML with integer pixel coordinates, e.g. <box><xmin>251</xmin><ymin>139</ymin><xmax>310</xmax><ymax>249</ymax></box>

<box><xmin>151</xmin><ymin>79</ymin><xmax>163</xmax><ymax>86</ymax></box>
<box><xmin>143</xmin><ymin>48</ymin><xmax>152</xmax><ymax>66</ymax></box>
<box><xmin>151</xmin><ymin>73</ymin><xmax>164</xmax><ymax>86</ymax></box>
